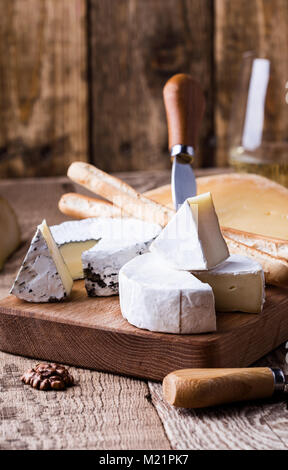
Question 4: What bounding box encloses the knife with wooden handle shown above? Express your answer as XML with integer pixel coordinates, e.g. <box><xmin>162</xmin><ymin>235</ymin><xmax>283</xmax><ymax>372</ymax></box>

<box><xmin>163</xmin><ymin>368</ymin><xmax>287</xmax><ymax>408</ymax></box>
<box><xmin>163</xmin><ymin>74</ymin><xmax>205</xmax><ymax>209</ymax></box>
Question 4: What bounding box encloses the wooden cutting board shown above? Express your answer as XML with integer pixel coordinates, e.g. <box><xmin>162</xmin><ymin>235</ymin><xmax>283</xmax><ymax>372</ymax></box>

<box><xmin>1</xmin><ymin>281</ymin><xmax>288</xmax><ymax>381</ymax></box>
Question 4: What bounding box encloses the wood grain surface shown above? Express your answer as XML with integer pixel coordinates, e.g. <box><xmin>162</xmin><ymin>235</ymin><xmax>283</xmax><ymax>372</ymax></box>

<box><xmin>1</xmin><ymin>1</ymin><xmax>287</xmax><ymax>176</ymax></box>
<box><xmin>0</xmin><ymin>352</ymin><xmax>170</xmax><ymax>450</ymax></box>
<box><xmin>89</xmin><ymin>0</ymin><xmax>214</xmax><ymax>171</ymax></box>
<box><xmin>0</xmin><ymin>0</ymin><xmax>87</xmax><ymax>177</ymax></box>
<box><xmin>0</xmin><ymin>175</ymin><xmax>171</xmax><ymax>450</ymax></box>
<box><xmin>149</xmin><ymin>346</ymin><xmax>288</xmax><ymax>450</ymax></box>
<box><xmin>1</xmin><ymin>171</ymin><xmax>288</xmax><ymax>450</ymax></box>
<box><xmin>1</xmin><ymin>283</ymin><xmax>288</xmax><ymax>380</ymax></box>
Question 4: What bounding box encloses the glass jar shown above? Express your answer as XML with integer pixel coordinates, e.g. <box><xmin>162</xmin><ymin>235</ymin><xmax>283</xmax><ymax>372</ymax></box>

<box><xmin>228</xmin><ymin>52</ymin><xmax>288</xmax><ymax>187</ymax></box>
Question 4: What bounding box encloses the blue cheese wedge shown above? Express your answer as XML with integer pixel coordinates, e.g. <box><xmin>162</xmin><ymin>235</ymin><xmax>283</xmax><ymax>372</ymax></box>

<box><xmin>150</xmin><ymin>192</ymin><xmax>229</xmax><ymax>271</ymax></box>
<box><xmin>82</xmin><ymin>219</ymin><xmax>161</xmax><ymax>296</ymax></box>
<box><xmin>82</xmin><ymin>239</ymin><xmax>152</xmax><ymax>297</ymax></box>
<box><xmin>119</xmin><ymin>253</ymin><xmax>216</xmax><ymax>334</ymax></box>
<box><xmin>192</xmin><ymin>255</ymin><xmax>265</xmax><ymax>313</ymax></box>
<box><xmin>10</xmin><ymin>220</ymin><xmax>73</xmax><ymax>302</ymax></box>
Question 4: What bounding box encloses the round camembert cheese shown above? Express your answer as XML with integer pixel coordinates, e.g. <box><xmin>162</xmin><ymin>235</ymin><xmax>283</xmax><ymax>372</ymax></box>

<box><xmin>119</xmin><ymin>253</ymin><xmax>216</xmax><ymax>334</ymax></box>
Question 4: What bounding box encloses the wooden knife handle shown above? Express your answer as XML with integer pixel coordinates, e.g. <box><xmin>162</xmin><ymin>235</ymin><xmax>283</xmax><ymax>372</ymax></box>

<box><xmin>163</xmin><ymin>73</ymin><xmax>205</xmax><ymax>151</ymax></box>
<box><xmin>163</xmin><ymin>368</ymin><xmax>275</xmax><ymax>408</ymax></box>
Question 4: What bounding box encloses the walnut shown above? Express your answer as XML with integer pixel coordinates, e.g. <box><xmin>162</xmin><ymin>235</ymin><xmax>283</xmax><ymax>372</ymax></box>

<box><xmin>21</xmin><ymin>363</ymin><xmax>74</xmax><ymax>391</ymax></box>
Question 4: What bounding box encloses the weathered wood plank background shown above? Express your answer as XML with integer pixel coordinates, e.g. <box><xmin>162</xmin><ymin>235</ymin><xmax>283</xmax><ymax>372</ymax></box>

<box><xmin>89</xmin><ymin>0</ymin><xmax>213</xmax><ymax>171</ymax></box>
<box><xmin>0</xmin><ymin>0</ymin><xmax>87</xmax><ymax>177</ymax></box>
<box><xmin>0</xmin><ymin>0</ymin><xmax>287</xmax><ymax>176</ymax></box>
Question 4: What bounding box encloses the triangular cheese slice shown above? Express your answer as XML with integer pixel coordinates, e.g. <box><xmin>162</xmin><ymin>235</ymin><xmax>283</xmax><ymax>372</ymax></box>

<box><xmin>10</xmin><ymin>220</ymin><xmax>73</xmax><ymax>302</ymax></box>
<box><xmin>150</xmin><ymin>192</ymin><xmax>229</xmax><ymax>270</ymax></box>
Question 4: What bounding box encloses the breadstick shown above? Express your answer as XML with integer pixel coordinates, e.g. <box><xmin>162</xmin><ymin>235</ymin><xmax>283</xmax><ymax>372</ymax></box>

<box><xmin>59</xmin><ymin>193</ymin><xmax>125</xmax><ymax>219</ymax></box>
<box><xmin>222</xmin><ymin>226</ymin><xmax>288</xmax><ymax>262</ymax></box>
<box><xmin>225</xmin><ymin>235</ymin><xmax>288</xmax><ymax>288</ymax></box>
<box><xmin>67</xmin><ymin>162</ymin><xmax>174</xmax><ymax>226</ymax></box>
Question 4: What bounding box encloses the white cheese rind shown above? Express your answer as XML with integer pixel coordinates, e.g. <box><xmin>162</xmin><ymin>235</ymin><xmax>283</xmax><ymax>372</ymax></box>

<box><xmin>51</xmin><ymin>217</ymin><xmax>161</xmax><ymax>281</ymax></box>
<box><xmin>51</xmin><ymin>218</ymin><xmax>101</xmax><ymax>245</ymax></box>
<box><xmin>52</xmin><ymin>217</ymin><xmax>161</xmax><ymax>244</ymax></box>
<box><xmin>10</xmin><ymin>221</ymin><xmax>73</xmax><ymax>302</ymax></box>
<box><xmin>78</xmin><ymin>218</ymin><xmax>161</xmax><ymax>296</ymax></box>
<box><xmin>82</xmin><ymin>239</ymin><xmax>154</xmax><ymax>297</ymax></box>
<box><xmin>150</xmin><ymin>193</ymin><xmax>229</xmax><ymax>270</ymax></box>
<box><xmin>119</xmin><ymin>253</ymin><xmax>216</xmax><ymax>334</ymax></box>
<box><xmin>51</xmin><ymin>218</ymin><xmax>100</xmax><ymax>280</ymax></box>
<box><xmin>192</xmin><ymin>254</ymin><xmax>265</xmax><ymax>313</ymax></box>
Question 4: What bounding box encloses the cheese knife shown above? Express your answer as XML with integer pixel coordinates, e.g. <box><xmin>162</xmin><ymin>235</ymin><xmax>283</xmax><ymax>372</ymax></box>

<box><xmin>163</xmin><ymin>367</ymin><xmax>288</xmax><ymax>408</ymax></box>
<box><xmin>163</xmin><ymin>74</ymin><xmax>205</xmax><ymax>210</ymax></box>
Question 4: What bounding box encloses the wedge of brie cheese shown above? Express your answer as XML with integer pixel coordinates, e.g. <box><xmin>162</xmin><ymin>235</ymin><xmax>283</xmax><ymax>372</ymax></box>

<box><xmin>57</xmin><ymin>240</ymin><xmax>97</xmax><ymax>280</ymax></box>
<box><xmin>150</xmin><ymin>192</ymin><xmax>229</xmax><ymax>270</ymax></box>
<box><xmin>119</xmin><ymin>253</ymin><xmax>216</xmax><ymax>334</ymax></box>
<box><xmin>192</xmin><ymin>255</ymin><xmax>265</xmax><ymax>313</ymax></box>
<box><xmin>51</xmin><ymin>218</ymin><xmax>100</xmax><ymax>280</ymax></box>
<box><xmin>10</xmin><ymin>220</ymin><xmax>73</xmax><ymax>302</ymax></box>
<box><xmin>82</xmin><ymin>218</ymin><xmax>161</xmax><ymax>296</ymax></box>
<box><xmin>51</xmin><ymin>217</ymin><xmax>161</xmax><ymax>281</ymax></box>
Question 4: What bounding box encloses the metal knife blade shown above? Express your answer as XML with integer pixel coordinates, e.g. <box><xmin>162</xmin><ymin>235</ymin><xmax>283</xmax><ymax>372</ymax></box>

<box><xmin>171</xmin><ymin>152</ymin><xmax>196</xmax><ymax>210</ymax></box>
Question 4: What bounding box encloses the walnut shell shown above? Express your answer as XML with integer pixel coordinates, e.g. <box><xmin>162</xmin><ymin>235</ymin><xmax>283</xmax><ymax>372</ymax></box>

<box><xmin>21</xmin><ymin>363</ymin><xmax>74</xmax><ymax>391</ymax></box>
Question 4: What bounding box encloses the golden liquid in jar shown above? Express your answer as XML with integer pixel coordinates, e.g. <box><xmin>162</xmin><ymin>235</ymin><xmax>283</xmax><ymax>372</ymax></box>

<box><xmin>229</xmin><ymin>148</ymin><xmax>288</xmax><ymax>188</ymax></box>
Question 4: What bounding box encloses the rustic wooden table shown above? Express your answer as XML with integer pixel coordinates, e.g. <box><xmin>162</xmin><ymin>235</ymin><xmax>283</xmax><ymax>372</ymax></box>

<box><xmin>0</xmin><ymin>171</ymin><xmax>288</xmax><ymax>450</ymax></box>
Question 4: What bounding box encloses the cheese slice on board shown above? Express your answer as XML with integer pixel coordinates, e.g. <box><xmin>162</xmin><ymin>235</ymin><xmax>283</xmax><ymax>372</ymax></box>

<box><xmin>51</xmin><ymin>218</ymin><xmax>100</xmax><ymax>280</ymax></box>
<box><xmin>10</xmin><ymin>220</ymin><xmax>73</xmax><ymax>302</ymax></box>
<box><xmin>119</xmin><ymin>253</ymin><xmax>216</xmax><ymax>334</ymax></box>
<box><xmin>51</xmin><ymin>217</ymin><xmax>161</xmax><ymax>281</ymax></box>
<box><xmin>197</xmin><ymin>173</ymin><xmax>288</xmax><ymax>241</ymax></box>
<box><xmin>145</xmin><ymin>173</ymin><xmax>288</xmax><ymax>242</ymax></box>
<box><xmin>192</xmin><ymin>255</ymin><xmax>265</xmax><ymax>313</ymax></box>
<box><xmin>57</xmin><ymin>240</ymin><xmax>97</xmax><ymax>280</ymax></box>
<box><xmin>150</xmin><ymin>192</ymin><xmax>229</xmax><ymax>270</ymax></box>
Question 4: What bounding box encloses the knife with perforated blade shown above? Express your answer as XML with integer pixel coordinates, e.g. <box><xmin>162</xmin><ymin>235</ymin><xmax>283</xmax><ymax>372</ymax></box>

<box><xmin>163</xmin><ymin>74</ymin><xmax>205</xmax><ymax>210</ymax></box>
